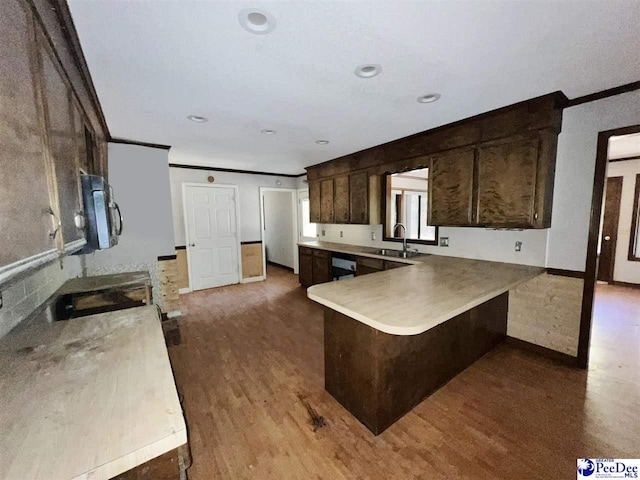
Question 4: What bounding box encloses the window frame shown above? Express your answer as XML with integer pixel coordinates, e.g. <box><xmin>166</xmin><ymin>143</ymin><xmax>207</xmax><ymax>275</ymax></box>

<box><xmin>628</xmin><ymin>173</ymin><xmax>640</xmax><ymax>262</ymax></box>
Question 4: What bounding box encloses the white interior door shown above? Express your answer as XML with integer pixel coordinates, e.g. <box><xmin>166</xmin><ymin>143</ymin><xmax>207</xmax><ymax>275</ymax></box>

<box><xmin>185</xmin><ymin>184</ymin><xmax>240</xmax><ymax>290</ymax></box>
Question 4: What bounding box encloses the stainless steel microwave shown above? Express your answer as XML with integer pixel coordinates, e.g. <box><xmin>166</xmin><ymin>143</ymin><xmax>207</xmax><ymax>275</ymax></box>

<box><xmin>77</xmin><ymin>175</ymin><xmax>122</xmax><ymax>253</ymax></box>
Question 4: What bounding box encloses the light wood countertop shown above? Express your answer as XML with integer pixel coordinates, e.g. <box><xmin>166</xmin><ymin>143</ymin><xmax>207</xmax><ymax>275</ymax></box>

<box><xmin>298</xmin><ymin>240</ymin><xmax>427</xmax><ymax>264</ymax></box>
<box><xmin>307</xmin><ymin>255</ymin><xmax>543</xmax><ymax>336</ymax></box>
<box><xmin>0</xmin><ymin>305</ymin><xmax>186</xmax><ymax>480</ymax></box>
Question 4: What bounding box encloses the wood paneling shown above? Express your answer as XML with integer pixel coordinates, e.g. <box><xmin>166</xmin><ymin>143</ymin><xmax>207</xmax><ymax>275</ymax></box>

<box><xmin>241</xmin><ymin>242</ymin><xmax>263</xmax><ymax>279</ymax></box>
<box><xmin>298</xmin><ymin>249</ymin><xmax>313</xmax><ymax>287</ymax></box>
<box><xmin>320</xmin><ymin>179</ymin><xmax>334</xmax><ymax>224</ymax></box>
<box><xmin>333</xmin><ymin>175</ymin><xmax>350</xmax><ymax>224</ymax></box>
<box><xmin>324</xmin><ymin>293</ymin><xmax>508</xmax><ymax>435</ymax></box>
<box><xmin>159</xmin><ymin>258</ymin><xmax>181</xmax><ymax>313</ymax></box>
<box><xmin>175</xmin><ymin>249</ymin><xmax>189</xmax><ymax>290</ymax></box>
<box><xmin>428</xmin><ymin>147</ymin><xmax>475</xmax><ymax>225</ymax></box>
<box><xmin>0</xmin><ymin>0</ymin><xmax>57</xmax><ymax>268</ymax></box>
<box><xmin>308</xmin><ymin>180</ymin><xmax>321</xmax><ymax>223</ymax></box>
<box><xmin>312</xmin><ymin>254</ymin><xmax>331</xmax><ymax>285</ymax></box>
<box><xmin>477</xmin><ymin>135</ymin><xmax>539</xmax><ymax>226</ymax></box>
<box><xmin>349</xmin><ymin>171</ymin><xmax>368</xmax><ymax>224</ymax></box>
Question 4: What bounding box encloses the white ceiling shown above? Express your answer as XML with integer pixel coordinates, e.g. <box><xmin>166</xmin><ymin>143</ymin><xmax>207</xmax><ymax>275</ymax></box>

<box><xmin>68</xmin><ymin>0</ymin><xmax>640</xmax><ymax>175</ymax></box>
<box><xmin>609</xmin><ymin>133</ymin><xmax>640</xmax><ymax>159</ymax></box>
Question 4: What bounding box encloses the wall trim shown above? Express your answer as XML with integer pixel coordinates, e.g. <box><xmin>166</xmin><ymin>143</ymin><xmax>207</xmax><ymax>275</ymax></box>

<box><xmin>175</xmin><ymin>245</ymin><xmax>186</xmax><ymax>250</ymax></box>
<box><xmin>565</xmin><ymin>81</ymin><xmax>640</xmax><ymax>108</ymax></box>
<box><xmin>158</xmin><ymin>254</ymin><xmax>177</xmax><ymax>261</ymax></box>
<box><xmin>178</xmin><ymin>287</ymin><xmax>192</xmax><ymax>294</ymax></box>
<box><xmin>609</xmin><ymin>155</ymin><xmax>640</xmax><ymax>163</ymax></box>
<box><xmin>611</xmin><ymin>280</ymin><xmax>640</xmax><ymax>289</ymax></box>
<box><xmin>240</xmin><ymin>241</ymin><xmax>262</xmax><ymax>245</ymax></box>
<box><xmin>110</xmin><ymin>137</ymin><xmax>171</xmax><ymax>150</ymax></box>
<box><xmin>240</xmin><ymin>276</ymin><xmax>264</xmax><ymax>284</ymax></box>
<box><xmin>169</xmin><ymin>163</ymin><xmax>304</xmax><ymax>178</ymax></box>
<box><xmin>504</xmin><ymin>336</ymin><xmax>577</xmax><ymax>367</ymax></box>
<box><xmin>267</xmin><ymin>261</ymin><xmax>294</xmax><ymax>272</ymax></box>
<box><xmin>545</xmin><ymin>268</ymin><xmax>585</xmax><ymax>279</ymax></box>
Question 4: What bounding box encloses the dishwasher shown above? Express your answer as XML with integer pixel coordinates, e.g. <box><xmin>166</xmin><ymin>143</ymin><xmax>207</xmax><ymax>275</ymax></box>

<box><xmin>331</xmin><ymin>252</ymin><xmax>356</xmax><ymax>281</ymax></box>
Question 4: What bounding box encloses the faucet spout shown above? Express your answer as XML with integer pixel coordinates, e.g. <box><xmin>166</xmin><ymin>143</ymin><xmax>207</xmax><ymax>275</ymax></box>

<box><xmin>393</xmin><ymin>223</ymin><xmax>407</xmax><ymax>251</ymax></box>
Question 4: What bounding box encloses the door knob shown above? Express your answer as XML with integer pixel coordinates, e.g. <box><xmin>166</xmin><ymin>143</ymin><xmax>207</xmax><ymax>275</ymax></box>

<box><xmin>190</xmin><ymin>243</ymin><xmax>195</xmax><ymax>247</ymax></box>
<box><xmin>604</xmin><ymin>236</ymin><xmax>611</xmax><ymax>241</ymax></box>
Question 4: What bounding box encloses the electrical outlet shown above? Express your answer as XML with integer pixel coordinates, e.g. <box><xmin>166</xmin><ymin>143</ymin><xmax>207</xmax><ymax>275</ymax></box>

<box><xmin>340</xmin><ymin>230</ymin><xmax>343</xmax><ymax>238</ymax></box>
<box><xmin>371</xmin><ymin>232</ymin><xmax>376</xmax><ymax>241</ymax></box>
<box><xmin>439</xmin><ymin>237</ymin><xmax>449</xmax><ymax>247</ymax></box>
<box><xmin>321</xmin><ymin>229</ymin><xmax>326</xmax><ymax>237</ymax></box>
<box><xmin>515</xmin><ymin>241</ymin><xmax>523</xmax><ymax>252</ymax></box>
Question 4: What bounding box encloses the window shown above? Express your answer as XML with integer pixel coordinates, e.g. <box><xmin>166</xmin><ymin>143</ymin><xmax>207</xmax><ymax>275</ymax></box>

<box><xmin>300</xmin><ymin>198</ymin><xmax>317</xmax><ymax>239</ymax></box>
<box><xmin>629</xmin><ymin>174</ymin><xmax>640</xmax><ymax>261</ymax></box>
<box><xmin>384</xmin><ymin>167</ymin><xmax>438</xmax><ymax>245</ymax></box>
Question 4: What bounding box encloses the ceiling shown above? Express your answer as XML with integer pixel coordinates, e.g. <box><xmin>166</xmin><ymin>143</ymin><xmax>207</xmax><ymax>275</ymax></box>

<box><xmin>609</xmin><ymin>133</ymin><xmax>640</xmax><ymax>160</ymax></box>
<box><xmin>68</xmin><ymin>0</ymin><xmax>640</xmax><ymax>175</ymax></box>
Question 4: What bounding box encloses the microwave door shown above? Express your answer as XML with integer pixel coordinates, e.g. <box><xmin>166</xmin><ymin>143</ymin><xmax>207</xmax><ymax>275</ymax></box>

<box><xmin>92</xmin><ymin>190</ymin><xmax>111</xmax><ymax>249</ymax></box>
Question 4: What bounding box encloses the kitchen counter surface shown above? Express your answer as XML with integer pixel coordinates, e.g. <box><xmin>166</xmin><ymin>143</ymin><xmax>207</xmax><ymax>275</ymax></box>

<box><xmin>307</xmin><ymin>254</ymin><xmax>543</xmax><ymax>335</ymax></box>
<box><xmin>298</xmin><ymin>240</ymin><xmax>428</xmax><ymax>264</ymax></box>
<box><xmin>0</xmin><ymin>305</ymin><xmax>186</xmax><ymax>480</ymax></box>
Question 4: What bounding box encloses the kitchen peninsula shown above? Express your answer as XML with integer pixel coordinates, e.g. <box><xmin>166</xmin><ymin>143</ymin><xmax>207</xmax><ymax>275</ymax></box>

<box><xmin>306</xmin><ymin>249</ymin><xmax>543</xmax><ymax>434</ymax></box>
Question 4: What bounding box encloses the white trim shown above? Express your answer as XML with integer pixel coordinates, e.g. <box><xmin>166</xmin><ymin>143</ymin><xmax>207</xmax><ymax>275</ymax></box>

<box><xmin>178</xmin><ymin>287</ymin><xmax>192</xmax><ymax>294</ymax></box>
<box><xmin>297</xmin><ymin>188</ymin><xmax>316</xmax><ymax>243</ymax></box>
<box><xmin>63</xmin><ymin>238</ymin><xmax>86</xmax><ymax>254</ymax></box>
<box><xmin>240</xmin><ymin>275</ymin><xmax>265</xmax><ymax>284</ymax></box>
<box><xmin>259</xmin><ymin>187</ymin><xmax>299</xmax><ymax>279</ymax></box>
<box><xmin>182</xmin><ymin>182</ymin><xmax>243</xmax><ymax>291</ymax></box>
<box><xmin>0</xmin><ymin>248</ymin><xmax>59</xmax><ymax>286</ymax></box>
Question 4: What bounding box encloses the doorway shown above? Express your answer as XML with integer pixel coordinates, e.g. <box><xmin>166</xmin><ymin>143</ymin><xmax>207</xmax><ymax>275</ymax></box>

<box><xmin>580</xmin><ymin>125</ymin><xmax>640</xmax><ymax>368</ymax></box>
<box><xmin>183</xmin><ymin>183</ymin><xmax>241</xmax><ymax>291</ymax></box>
<box><xmin>297</xmin><ymin>188</ymin><xmax>317</xmax><ymax>243</ymax></box>
<box><xmin>259</xmin><ymin>188</ymin><xmax>298</xmax><ymax>277</ymax></box>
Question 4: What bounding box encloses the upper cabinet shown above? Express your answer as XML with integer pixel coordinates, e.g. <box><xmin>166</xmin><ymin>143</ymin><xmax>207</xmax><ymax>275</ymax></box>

<box><xmin>0</xmin><ymin>0</ymin><xmax>108</xmax><ymax>286</ymax></box>
<box><xmin>305</xmin><ymin>93</ymin><xmax>564</xmax><ymax>229</ymax></box>
<box><xmin>334</xmin><ymin>175</ymin><xmax>349</xmax><ymax>224</ymax></box>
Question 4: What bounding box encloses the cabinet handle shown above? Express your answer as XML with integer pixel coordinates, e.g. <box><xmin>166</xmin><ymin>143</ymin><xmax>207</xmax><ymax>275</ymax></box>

<box><xmin>534</xmin><ymin>212</ymin><xmax>538</xmax><ymax>220</ymax></box>
<box><xmin>604</xmin><ymin>235</ymin><xmax>611</xmax><ymax>241</ymax></box>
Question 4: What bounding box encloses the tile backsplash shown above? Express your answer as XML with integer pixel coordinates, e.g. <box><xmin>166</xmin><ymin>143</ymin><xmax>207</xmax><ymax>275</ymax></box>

<box><xmin>0</xmin><ymin>256</ymin><xmax>82</xmax><ymax>338</ymax></box>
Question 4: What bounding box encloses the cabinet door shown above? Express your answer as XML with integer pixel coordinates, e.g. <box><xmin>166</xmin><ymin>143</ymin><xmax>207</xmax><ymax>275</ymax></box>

<box><xmin>40</xmin><ymin>40</ymin><xmax>85</xmax><ymax>249</ymax></box>
<box><xmin>429</xmin><ymin>148</ymin><xmax>475</xmax><ymax>226</ymax></box>
<box><xmin>320</xmin><ymin>179</ymin><xmax>334</xmax><ymax>224</ymax></box>
<box><xmin>334</xmin><ymin>175</ymin><xmax>350</xmax><ymax>224</ymax></box>
<box><xmin>0</xmin><ymin>0</ymin><xmax>58</xmax><ymax>274</ymax></box>
<box><xmin>477</xmin><ymin>136</ymin><xmax>539</xmax><ymax>227</ymax></box>
<box><xmin>384</xmin><ymin>260</ymin><xmax>407</xmax><ymax>270</ymax></box>
<box><xmin>309</xmin><ymin>180</ymin><xmax>321</xmax><ymax>223</ymax></box>
<box><xmin>299</xmin><ymin>252</ymin><xmax>313</xmax><ymax>287</ymax></box>
<box><xmin>349</xmin><ymin>171</ymin><xmax>369</xmax><ymax>224</ymax></box>
<box><xmin>312</xmin><ymin>256</ymin><xmax>331</xmax><ymax>284</ymax></box>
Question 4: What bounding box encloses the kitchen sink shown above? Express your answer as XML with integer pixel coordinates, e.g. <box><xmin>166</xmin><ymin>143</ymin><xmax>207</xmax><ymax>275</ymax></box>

<box><xmin>376</xmin><ymin>249</ymin><xmax>420</xmax><ymax>259</ymax></box>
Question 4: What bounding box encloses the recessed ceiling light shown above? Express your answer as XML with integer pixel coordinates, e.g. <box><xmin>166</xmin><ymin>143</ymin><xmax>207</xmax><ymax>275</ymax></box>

<box><xmin>238</xmin><ymin>8</ymin><xmax>276</xmax><ymax>35</ymax></box>
<box><xmin>354</xmin><ymin>64</ymin><xmax>381</xmax><ymax>78</ymax></box>
<box><xmin>315</xmin><ymin>140</ymin><xmax>330</xmax><ymax>145</ymax></box>
<box><xmin>417</xmin><ymin>93</ymin><xmax>441</xmax><ymax>104</ymax></box>
<box><xmin>261</xmin><ymin>129</ymin><xmax>277</xmax><ymax>135</ymax></box>
<box><xmin>187</xmin><ymin>115</ymin><xmax>208</xmax><ymax>123</ymax></box>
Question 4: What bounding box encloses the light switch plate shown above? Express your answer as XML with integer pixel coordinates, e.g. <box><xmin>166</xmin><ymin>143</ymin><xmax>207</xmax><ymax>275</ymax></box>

<box><xmin>515</xmin><ymin>241</ymin><xmax>523</xmax><ymax>252</ymax></box>
<box><xmin>340</xmin><ymin>231</ymin><xmax>343</xmax><ymax>238</ymax></box>
<box><xmin>440</xmin><ymin>237</ymin><xmax>449</xmax><ymax>247</ymax></box>
<box><xmin>322</xmin><ymin>229</ymin><xmax>326</xmax><ymax>236</ymax></box>
<box><xmin>371</xmin><ymin>232</ymin><xmax>376</xmax><ymax>241</ymax></box>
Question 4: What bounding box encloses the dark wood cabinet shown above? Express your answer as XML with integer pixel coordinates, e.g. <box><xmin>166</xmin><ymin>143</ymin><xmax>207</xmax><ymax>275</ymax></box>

<box><xmin>349</xmin><ymin>171</ymin><xmax>369</xmax><ymax>224</ymax></box>
<box><xmin>428</xmin><ymin>148</ymin><xmax>475</xmax><ymax>226</ymax></box>
<box><xmin>355</xmin><ymin>257</ymin><xmax>383</xmax><ymax>276</ymax></box>
<box><xmin>309</xmin><ymin>180</ymin><xmax>321</xmax><ymax>223</ymax></box>
<box><xmin>320</xmin><ymin>179</ymin><xmax>334</xmax><ymax>224</ymax></box>
<box><xmin>298</xmin><ymin>247</ymin><xmax>331</xmax><ymax>287</ymax></box>
<box><xmin>334</xmin><ymin>175</ymin><xmax>350</xmax><ymax>224</ymax></box>
<box><xmin>477</xmin><ymin>136</ymin><xmax>540</xmax><ymax>227</ymax></box>
<box><xmin>383</xmin><ymin>260</ymin><xmax>407</xmax><ymax>270</ymax></box>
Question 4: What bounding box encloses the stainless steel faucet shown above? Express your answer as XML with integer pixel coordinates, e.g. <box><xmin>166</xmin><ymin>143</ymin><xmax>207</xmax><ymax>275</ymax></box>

<box><xmin>394</xmin><ymin>223</ymin><xmax>408</xmax><ymax>251</ymax></box>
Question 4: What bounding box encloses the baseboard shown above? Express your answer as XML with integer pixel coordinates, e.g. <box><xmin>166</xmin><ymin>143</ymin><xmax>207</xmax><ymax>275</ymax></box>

<box><xmin>611</xmin><ymin>280</ymin><xmax>640</xmax><ymax>289</ymax></box>
<box><xmin>166</xmin><ymin>310</ymin><xmax>183</xmax><ymax>318</ymax></box>
<box><xmin>241</xmin><ymin>276</ymin><xmax>265</xmax><ymax>284</ymax></box>
<box><xmin>267</xmin><ymin>261</ymin><xmax>294</xmax><ymax>272</ymax></box>
<box><xmin>504</xmin><ymin>336</ymin><xmax>577</xmax><ymax>367</ymax></box>
<box><xmin>178</xmin><ymin>287</ymin><xmax>192</xmax><ymax>294</ymax></box>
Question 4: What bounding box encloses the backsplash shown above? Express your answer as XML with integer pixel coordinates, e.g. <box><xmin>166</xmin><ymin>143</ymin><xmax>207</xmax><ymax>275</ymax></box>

<box><xmin>0</xmin><ymin>256</ymin><xmax>82</xmax><ymax>338</ymax></box>
<box><xmin>316</xmin><ymin>224</ymin><xmax>548</xmax><ymax>267</ymax></box>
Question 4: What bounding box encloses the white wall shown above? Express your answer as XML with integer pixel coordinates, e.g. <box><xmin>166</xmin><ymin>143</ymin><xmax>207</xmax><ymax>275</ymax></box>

<box><xmin>263</xmin><ymin>191</ymin><xmax>294</xmax><ymax>268</ymax></box>
<box><xmin>84</xmin><ymin>143</ymin><xmax>175</xmax><ymax>305</ymax></box>
<box><xmin>607</xmin><ymin>158</ymin><xmax>640</xmax><ymax>284</ymax></box>
<box><xmin>546</xmin><ymin>90</ymin><xmax>640</xmax><ymax>271</ymax></box>
<box><xmin>169</xmin><ymin>157</ymin><xmax>298</xmax><ymax>245</ymax></box>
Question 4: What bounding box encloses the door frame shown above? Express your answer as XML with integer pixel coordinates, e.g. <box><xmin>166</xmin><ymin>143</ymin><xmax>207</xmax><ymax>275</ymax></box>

<box><xmin>578</xmin><ymin>124</ymin><xmax>640</xmax><ymax>368</ymax></box>
<box><xmin>297</xmin><ymin>187</ymin><xmax>317</xmax><ymax>243</ymax></box>
<box><xmin>181</xmin><ymin>182</ymin><xmax>242</xmax><ymax>292</ymax></box>
<box><xmin>259</xmin><ymin>187</ymin><xmax>299</xmax><ymax>278</ymax></box>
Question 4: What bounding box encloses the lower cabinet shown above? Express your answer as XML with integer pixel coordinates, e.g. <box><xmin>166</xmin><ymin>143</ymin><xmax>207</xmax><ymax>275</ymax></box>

<box><xmin>298</xmin><ymin>247</ymin><xmax>331</xmax><ymax>287</ymax></box>
<box><xmin>355</xmin><ymin>257</ymin><xmax>383</xmax><ymax>276</ymax></box>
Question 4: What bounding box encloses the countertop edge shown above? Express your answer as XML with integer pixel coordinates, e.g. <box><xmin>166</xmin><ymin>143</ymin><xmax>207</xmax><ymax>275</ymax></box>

<box><xmin>298</xmin><ymin>242</ymin><xmax>423</xmax><ymax>265</ymax></box>
<box><xmin>308</xmin><ymin>270</ymin><xmax>543</xmax><ymax>336</ymax></box>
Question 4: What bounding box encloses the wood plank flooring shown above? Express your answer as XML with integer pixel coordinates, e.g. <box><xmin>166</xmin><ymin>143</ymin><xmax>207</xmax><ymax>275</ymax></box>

<box><xmin>168</xmin><ymin>267</ymin><xmax>640</xmax><ymax>480</ymax></box>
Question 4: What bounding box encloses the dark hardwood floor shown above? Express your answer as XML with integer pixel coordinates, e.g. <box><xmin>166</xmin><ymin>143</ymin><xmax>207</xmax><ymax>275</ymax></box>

<box><xmin>169</xmin><ymin>267</ymin><xmax>640</xmax><ymax>479</ymax></box>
